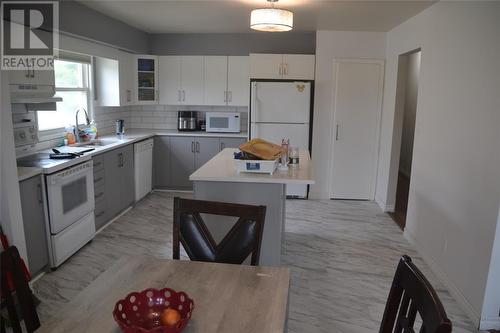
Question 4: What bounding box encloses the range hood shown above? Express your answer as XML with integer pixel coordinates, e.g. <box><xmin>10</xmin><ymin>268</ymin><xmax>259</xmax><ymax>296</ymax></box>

<box><xmin>10</xmin><ymin>84</ymin><xmax>62</xmax><ymax>110</ymax></box>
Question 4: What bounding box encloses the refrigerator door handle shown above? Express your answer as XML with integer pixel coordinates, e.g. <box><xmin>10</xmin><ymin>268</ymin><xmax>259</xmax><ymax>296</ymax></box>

<box><xmin>336</xmin><ymin>124</ymin><xmax>340</xmax><ymax>141</ymax></box>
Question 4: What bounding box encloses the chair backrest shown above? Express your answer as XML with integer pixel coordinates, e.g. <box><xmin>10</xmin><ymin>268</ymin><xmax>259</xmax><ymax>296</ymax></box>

<box><xmin>1</xmin><ymin>246</ymin><xmax>40</xmax><ymax>333</ymax></box>
<box><xmin>173</xmin><ymin>197</ymin><xmax>266</xmax><ymax>266</ymax></box>
<box><xmin>379</xmin><ymin>255</ymin><xmax>452</xmax><ymax>333</ymax></box>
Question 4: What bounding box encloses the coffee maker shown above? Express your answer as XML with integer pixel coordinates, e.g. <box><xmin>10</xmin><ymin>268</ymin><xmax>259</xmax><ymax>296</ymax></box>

<box><xmin>177</xmin><ymin>111</ymin><xmax>198</xmax><ymax>131</ymax></box>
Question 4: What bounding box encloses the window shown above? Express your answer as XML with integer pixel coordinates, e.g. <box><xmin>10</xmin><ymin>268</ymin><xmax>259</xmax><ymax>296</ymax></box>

<box><xmin>37</xmin><ymin>59</ymin><xmax>92</xmax><ymax>132</ymax></box>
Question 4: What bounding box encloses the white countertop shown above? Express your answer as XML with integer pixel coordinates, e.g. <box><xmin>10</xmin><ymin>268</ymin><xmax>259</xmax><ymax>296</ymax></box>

<box><xmin>190</xmin><ymin>148</ymin><xmax>315</xmax><ymax>185</ymax></box>
<box><xmin>17</xmin><ymin>129</ymin><xmax>248</xmax><ymax>181</ymax></box>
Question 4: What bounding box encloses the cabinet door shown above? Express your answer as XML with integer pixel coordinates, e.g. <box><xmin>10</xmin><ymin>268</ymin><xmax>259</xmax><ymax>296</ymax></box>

<box><xmin>104</xmin><ymin>149</ymin><xmax>122</xmax><ymax>218</ymax></box>
<box><xmin>159</xmin><ymin>56</ymin><xmax>181</xmax><ymax>105</ymax></box>
<box><xmin>227</xmin><ymin>56</ymin><xmax>249</xmax><ymax>106</ymax></box>
<box><xmin>204</xmin><ymin>56</ymin><xmax>227</xmax><ymax>106</ymax></box>
<box><xmin>249</xmin><ymin>53</ymin><xmax>283</xmax><ymax>79</ymax></box>
<box><xmin>119</xmin><ymin>51</ymin><xmax>134</xmax><ymax>105</ymax></box>
<box><xmin>120</xmin><ymin>145</ymin><xmax>135</xmax><ymax>209</ymax></box>
<box><xmin>94</xmin><ymin>57</ymin><xmax>120</xmax><ymax>107</ymax></box>
<box><xmin>180</xmin><ymin>56</ymin><xmax>204</xmax><ymax>105</ymax></box>
<box><xmin>169</xmin><ymin>136</ymin><xmax>195</xmax><ymax>189</ymax></box>
<box><xmin>282</xmin><ymin>54</ymin><xmax>315</xmax><ymax>80</ymax></box>
<box><xmin>19</xmin><ymin>176</ymin><xmax>49</xmax><ymax>275</ymax></box>
<box><xmin>153</xmin><ymin>136</ymin><xmax>171</xmax><ymax>188</ymax></box>
<box><xmin>194</xmin><ymin>137</ymin><xmax>220</xmax><ymax>170</ymax></box>
<box><xmin>134</xmin><ymin>55</ymin><xmax>158</xmax><ymax>105</ymax></box>
<box><xmin>219</xmin><ymin>137</ymin><xmax>247</xmax><ymax>151</ymax></box>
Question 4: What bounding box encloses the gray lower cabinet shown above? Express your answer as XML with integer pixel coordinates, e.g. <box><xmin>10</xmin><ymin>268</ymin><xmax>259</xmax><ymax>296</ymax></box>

<box><xmin>219</xmin><ymin>137</ymin><xmax>246</xmax><ymax>151</ymax></box>
<box><xmin>170</xmin><ymin>136</ymin><xmax>196</xmax><ymax>189</ymax></box>
<box><xmin>153</xmin><ymin>136</ymin><xmax>171</xmax><ymax>188</ymax></box>
<box><xmin>93</xmin><ymin>144</ymin><xmax>135</xmax><ymax>230</ymax></box>
<box><xmin>153</xmin><ymin>135</ymin><xmax>247</xmax><ymax>190</ymax></box>
<box><xmin>19</xmin><ymin>175</ymin><xmax>49</xmax><ymax>275</ymax></box>
<box><xmin>194</xmin><ymin>137</ymin><xmax>220</xmax><ymax>170</ymax></box>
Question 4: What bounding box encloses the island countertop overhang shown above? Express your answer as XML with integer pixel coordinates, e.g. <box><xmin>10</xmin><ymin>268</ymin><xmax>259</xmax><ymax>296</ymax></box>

<box><xmin>189</xmin><ymin>148</ymin><xmax>315</xmax><ymax>185</ymax></box>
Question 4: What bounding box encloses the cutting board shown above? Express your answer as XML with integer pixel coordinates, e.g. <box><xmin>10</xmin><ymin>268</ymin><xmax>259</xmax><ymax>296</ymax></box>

<box><xmin>239</xmin><ymin>138</ymin><xmax>283</xmax><ymax>160</ymax></box>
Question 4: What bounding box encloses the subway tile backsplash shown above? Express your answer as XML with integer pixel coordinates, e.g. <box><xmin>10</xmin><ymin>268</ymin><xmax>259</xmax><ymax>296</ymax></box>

<box><xmin>94</xmin><ymin>105</ymin><xmax>248</xmax><ymax>135</ymax></box>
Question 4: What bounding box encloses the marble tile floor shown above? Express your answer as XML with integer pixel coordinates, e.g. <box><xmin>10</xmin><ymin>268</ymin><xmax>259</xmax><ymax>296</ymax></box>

<box><xmin>32</xmin><ymin>191</ymin><xmax>480</xmax><ymax>332</ymax></box>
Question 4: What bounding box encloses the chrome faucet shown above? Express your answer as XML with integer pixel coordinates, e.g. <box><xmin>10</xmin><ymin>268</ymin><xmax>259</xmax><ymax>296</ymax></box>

<box><xmin>75</xmin><ymin>107</ymin><xmax>91</xmax><ymax>142</ymax></box>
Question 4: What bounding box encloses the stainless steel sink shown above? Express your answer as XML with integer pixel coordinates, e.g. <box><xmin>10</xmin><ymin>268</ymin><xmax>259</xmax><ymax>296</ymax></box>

<box><xmin>72</xmin><ymin>138</ymin><xmax>121</xmax><ymax>147</ymax></box>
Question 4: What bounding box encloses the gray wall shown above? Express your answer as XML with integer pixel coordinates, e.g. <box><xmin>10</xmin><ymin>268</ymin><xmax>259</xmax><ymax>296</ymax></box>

<box><xmin>59</xmin><ymin>1</ymin><xmax>150</xmax><ymax>53</ymax></box>
<box><xmin>150</xmin><ymin>32</ymin><xmax>316</xmax><ymax>55</ymax></box>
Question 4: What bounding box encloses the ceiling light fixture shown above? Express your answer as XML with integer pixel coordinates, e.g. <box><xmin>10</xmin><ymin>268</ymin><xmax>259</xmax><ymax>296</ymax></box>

<box><xmin>250</xmin><ymin>0</ymin><xmax>293</xmax><ymax>32</ymax></box>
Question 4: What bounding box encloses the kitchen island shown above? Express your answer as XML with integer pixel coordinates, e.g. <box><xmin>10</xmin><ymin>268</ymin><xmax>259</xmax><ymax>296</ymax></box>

<box><xmin>190</xmin><ymin>148</ymin><xmax>314</xmax><ymax>266</ymax></box>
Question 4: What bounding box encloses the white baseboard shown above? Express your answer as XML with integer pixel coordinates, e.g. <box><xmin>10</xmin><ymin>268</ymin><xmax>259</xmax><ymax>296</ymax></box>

<box><xmin>403</xmin><ymin>229</ymin><xmax>481</xmax><ymax>329</ymax></box>
<box><xmin>375</xmin><ymin>194</ymin><xmax>395</xmax><ymax>212</ymax></box>
<box><xmin>479</xmin><ymin>317</ymin><xmax>500</xmax><ymax>330</ymax></box>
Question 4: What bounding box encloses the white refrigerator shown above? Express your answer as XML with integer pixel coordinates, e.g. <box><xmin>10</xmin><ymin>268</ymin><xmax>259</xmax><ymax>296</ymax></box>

<box><xmin>250</xmin><ymin>81</ymin><xmax>311</xmax><ymax>198</ymax></box>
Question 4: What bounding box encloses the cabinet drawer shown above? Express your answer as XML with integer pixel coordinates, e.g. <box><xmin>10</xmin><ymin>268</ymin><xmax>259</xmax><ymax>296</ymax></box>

<box><xmin>94</xmin><ymin>203</ymin><xmax>107</xmax><ymax>230</ymax></box>
<box><xmin>93</xmin><ymin>169</ymin><xmax>105</xmax><ymax>188</ymax></box>
<box><xmin>92</xmin><ymin>155</ymin><xmax>104</xmax><ymax>171</ymax></box>
<box><xmin>94</xmin><ymin>185</ymin><xmax>105</xmax><ymax>203</ymax></box>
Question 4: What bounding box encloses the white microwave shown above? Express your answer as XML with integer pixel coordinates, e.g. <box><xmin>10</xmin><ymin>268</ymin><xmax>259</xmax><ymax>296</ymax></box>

<box><xmin>205</xmin><ymin>112</ymin><xmax>241</xmax><ymax>133</ymax></box>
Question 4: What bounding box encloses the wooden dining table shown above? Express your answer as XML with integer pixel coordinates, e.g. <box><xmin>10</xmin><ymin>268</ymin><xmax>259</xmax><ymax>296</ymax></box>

<box><xmin>38</xmin><ymin>256</ymin><xmax>290</xmax><ymax>333</ymax></box>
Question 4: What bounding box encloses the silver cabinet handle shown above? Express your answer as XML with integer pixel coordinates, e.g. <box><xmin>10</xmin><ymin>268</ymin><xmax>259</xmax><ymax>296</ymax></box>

<box><xmin>37</xmin><ymin>183</ymin><xmax>43</xmax><ymax>204</ymax></box>
<box><xmin>224</xmin><ymin>91</ymin><xmax>227</xmax><ymax>102</ymax></box>
<box><xmin>31</xmin><ymin>67</ymin><xmax>35</xmax><ymax>78</ymax></box>
<box><xmin>195</xmin><ymin>141</ymin><xmax>200</xmax><ymax>153</ymax></box>
<box><xmin>335</xmin><ymin>124</ymin><xmax>340</xmax><ymax>141</ymax></box>
<box><xmin>156</xmin><ymin>90</ymin><xmax>159</xmax><ymax>101</ymax></box>
<box><xmin>118</xmin><ymin>153</ymin><xmax>124</xmax><ymax>167</ymax></box>
<box><xmin>191</xmin><ymin>141</ymin><xmax>195</xmax><ymax>153</ymax></box>
<box><xmin>279</xmin><ymin>64</ymin><xmax>282</xmax><ymax>76</ymax></box>
<box><xmin>284</xmin><ymin>63</ymin><xmax>289</xmax><ymax>76</ymax></box>
<box><xmin>182</xmin><ymin>90</ymin><xmax>186</xmax><ymax>102</ymax></box>
<box><xmin>126</xmin><ymin>90</ymin><xmax>131</xmax><ymax>102</ymax></box>
<box><xmin>178</xmin><ymin>90</ymin><xmax>181</xmax><ymax>102</ymax></box>
<box><xmin>220</xmin><ymin>142</ymin><xmax>225</xmax><ymax>150</ymax></box>
<box><xmin>228</xmin><ymin>91</ymin><xmax>232</xmax><ymax>103</ymax></box>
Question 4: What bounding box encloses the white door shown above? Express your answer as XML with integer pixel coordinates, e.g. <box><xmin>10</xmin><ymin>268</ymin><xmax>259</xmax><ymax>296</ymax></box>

<box><xmin>249</xmin><ymin>53</ymin><xmax>283</xmax><ymax>79</ymax></box>
<box><xmin>250</xmin><ymin>123</ymin><xmax>309</xmax><ymax>148</ymax></box>
<box><xmin>227</xmin><ymin>56</ymin><xmax>249</xmax><ymax>106</ymax></box>
<box><xmin>282</xmin><ymin>54</ymin><xmax>315</xmax><ymax>80</ymax></box>
<box><xmin>251</xmin><ymin>82</ymin><xmax>310</xmax><ymax>123</ymax></box>
<box><xmin>204</xmin><ymin>56</ymin><xmax>227</xmax><ymax>106</ymax></box>
<box><xmin>330</xmin><ymin>59</ymin><xmax>384</xmax><ymax>200</ymax></box>
<box><xmin>159</xmin><ymin>56</ymin><xmax>181</xmax><ymax>105</ymax></box>
<box><xmin>180</xmin><ymin>56</ymin><xmax>204</xmax><ymax>105</ymax></box>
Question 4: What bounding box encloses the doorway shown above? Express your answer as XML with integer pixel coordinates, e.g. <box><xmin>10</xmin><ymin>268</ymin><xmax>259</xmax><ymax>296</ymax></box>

<box><xmin>389</xmin><ymin>49</ymin><xmax>421</xmax><ymax>230</ymax></box>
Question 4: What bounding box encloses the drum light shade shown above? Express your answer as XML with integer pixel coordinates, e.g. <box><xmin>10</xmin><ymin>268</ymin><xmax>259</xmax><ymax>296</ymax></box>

<box><xmin>250</xmin><ymin>8</ymin><xmax>293</xmax><ymax>32</ymax></box>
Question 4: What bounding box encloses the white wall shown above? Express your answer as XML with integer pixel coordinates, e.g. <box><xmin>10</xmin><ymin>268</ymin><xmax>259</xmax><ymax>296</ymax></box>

<box><xmin>310</xmin><ymin>30</ymin><xmax>386</xmax><ymax>199</ymax></box>
<box><xmin>376</xmin><ymin>1</ymin><xmax>500</xmax><ymax>327</ymax></box>
<box><xmin>399</xmin><ymin>51</ymin><xmax>420</xmax><ymax>177</ymax></box>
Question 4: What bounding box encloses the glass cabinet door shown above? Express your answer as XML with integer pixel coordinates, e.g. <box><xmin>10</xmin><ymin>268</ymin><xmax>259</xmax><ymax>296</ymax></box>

<box><xmin>136</xmin><ymin>57</ymin><xmax>157</xmax><ymax>103</ymax></box>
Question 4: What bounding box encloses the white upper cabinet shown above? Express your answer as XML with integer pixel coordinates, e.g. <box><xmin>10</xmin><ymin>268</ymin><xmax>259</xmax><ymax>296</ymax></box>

<box><xmin>204</xmin><ymin>56</ymin><xmax>228</xmax><ymax>106</ymax></box>
<box><xmin>249</xmin><ymin>53</ymin><xmax>315</xmax><ymax>80</ymax></box>
<box><xmin>133</xmin><ymin>55</ymin><xmax>159</xmax><ymax>105</ymax></box>
<box><xmin>282</xmin><ymin>54</ymin><xmax>315</xmax><ymax>80</ymax></box>
<box><xmin>180</xmin><ymin>56</ymin><xmax>204</xmax><ymax>105</ymax></box>
<box><xmin>118</xmin><ymin>51</ymin><xmax>134</xmax><ymax>106</ymax></box>
<box><xmin>160</xmin><ymin>55</ymin><xmax>249</xmax><ymax>107</ymax></box>
<box><xmin>249</xmin><ymin>54</ymin><xmax>283</xmax><ymax>79</ymax></box>
<box><xmin>94</xmin><ymin>57</ymin><xmax>120</xmax><ymax>107</ymax></box>
<box><xmin>159</xmin><ymin>56</ymin><xmax>181</xmax><ymax>105</ymax></box>
<box><xmin>227</xmin><ymin>56</ymin><xmax>249</xmax><ymax>106</ymax></box>
<box><xmin>9</xmin><ymin>67</ymin><xmax>55</xmax><ymax>86</ymax></box>
<box><xmin>159</xmin><ymin>56</ymin><xmax>203</xmax><ymax>105</ymax></box>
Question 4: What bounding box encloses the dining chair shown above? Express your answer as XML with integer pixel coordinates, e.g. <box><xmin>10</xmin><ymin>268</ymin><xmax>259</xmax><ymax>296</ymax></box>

<box><xmin>379</xmin><ymin>255</ymin><xmax>452</xmax><ymax>333</ymax></box>
<box><xmin>0</xmin><ymin>246</ymin><xmax>40</xmax><ymax>333</ymax></box>
<box><xmin>173</xmin><ymin>197</ymin><xmax>266</xmax><ymax>266</ymax></box>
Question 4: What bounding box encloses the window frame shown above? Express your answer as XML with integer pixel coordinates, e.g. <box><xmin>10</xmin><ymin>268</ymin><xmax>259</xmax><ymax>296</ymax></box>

<box><xmin>37</xmin><ymin>58</ymin><xmax>94</xmax><ymax>141</ymax></box>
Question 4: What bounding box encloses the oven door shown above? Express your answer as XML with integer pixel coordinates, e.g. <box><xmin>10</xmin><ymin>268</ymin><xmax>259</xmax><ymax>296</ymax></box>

<box><xmin>46</xmin><ymin>161</ymin><xmax>95</xmax><ymax>234</ymax></box>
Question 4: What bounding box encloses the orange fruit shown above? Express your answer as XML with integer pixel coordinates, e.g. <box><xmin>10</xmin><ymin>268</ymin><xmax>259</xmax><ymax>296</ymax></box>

<box><xmin>160</xmin><ymin>308</ymin><xmax>181</xmax><ymax>327</ymax></box>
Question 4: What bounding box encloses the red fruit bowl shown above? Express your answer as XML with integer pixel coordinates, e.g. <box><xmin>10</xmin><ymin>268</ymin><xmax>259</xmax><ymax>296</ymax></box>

<box><xmin>113</xmin><ymin>288</ymin><xmax>194</xmax><ymax>333</ymax></box>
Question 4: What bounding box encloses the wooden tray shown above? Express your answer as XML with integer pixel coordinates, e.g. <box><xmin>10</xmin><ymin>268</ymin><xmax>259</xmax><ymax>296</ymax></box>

<box><xmin>239</xmin><ymin>139</ymin><xmax>283</xmax><ymax>160</ymax></box>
